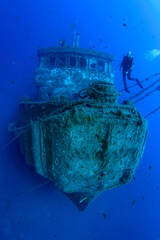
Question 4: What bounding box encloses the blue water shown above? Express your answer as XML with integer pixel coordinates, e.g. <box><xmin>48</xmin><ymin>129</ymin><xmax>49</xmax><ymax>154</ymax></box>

<box><xmin>0</xmin><ymin>0</ymin><xmax>160</xmax><ymax>239</ymax></box>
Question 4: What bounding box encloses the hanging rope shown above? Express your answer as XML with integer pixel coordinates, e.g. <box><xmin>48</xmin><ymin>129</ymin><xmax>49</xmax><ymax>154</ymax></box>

<box><xmin>8</xmin><ymin>122</ymin><xmax>31</xmax><ymax>133</ymax></box>
<box><xmin>78</xmin><ymin>81</ymin><xmax>113</xmax><ymax>99</ymax></box>
<box><xmin>112</xmin><ymin>63</ymin><xmax>121</xmax><ymax>73</ymax></box>
<box><xmin>128</xmin><ymin>79</ymin><xmax>160</xmax><ymax>101</ymax></box>
<box><xmin>7</xmin><ymin>180</ymin><xmax>50</xmax><ymax>210</ymax></box>
<box><xmin>144</xmin><ymin>106</ymin><xmax>160</xmax><ymax>118</ymax></box>
<box><xmin>0</xmin><ymin>123</ymin><xmax>31</xmax><ymax>153</ymax></box>
<box><xmin>134</xmin><ymin>85</ymin><xmax>160</xmax><ymax>104</ymax></box>
<box><xmin>119</xmin><ymin>72</ymin><xmax>160</xmax><ymax>93</ymax></box>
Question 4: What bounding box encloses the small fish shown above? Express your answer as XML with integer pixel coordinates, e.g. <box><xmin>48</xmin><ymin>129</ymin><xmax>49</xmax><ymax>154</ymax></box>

<box><xmin>79</xmin><ymin>196</ymin><xmax>88</xmax><ymax>203</ymax></box>
<box><xmin>103</xmin><ymin>213</ymin><xmax>106</xmax><ymax>219</ymax></box>
<box><xmin>70</xmin><ymin>24</ymin><xmax>76</xmax><ymax>29</ymax></box>
<box><xmin>122</xmin><ymin>23</ymin><xmax>127</xmax><ymax>27</ymax></box>
<box><xmin>17</xmin><ymin>16</ymin><xmax>20</xmax><ymax>19</ymax></box>
<box><xmin>142</xmin><ymin>196</ymin><xmax>144</xmax><ymax>200</ymax></box>
<box><xmin>149</xmin><ymin>165</ymin><xmax>152</xmax><ymax>170</ymax></box>
<box><xmin>132</xmin><ymin>200</ymin><xmax>136</xmax><ymax>205</ymax></box>
<box><xmin>10</xmin><ymin>80</ymin><xmax>15</xmax><ymax>84</ymax></box>
<box><xmin>104</xmin><ymin>46</ymin><xmax>108</xmax><ymax>49</ymax></box>
<box><xmin>99</xmin><ymin>38</ymin><xmax>103</xmax><ymax>42</ymax></box>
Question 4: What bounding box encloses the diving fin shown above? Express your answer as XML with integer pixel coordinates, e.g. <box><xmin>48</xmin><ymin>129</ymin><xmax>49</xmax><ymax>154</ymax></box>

<box><xmin>136</xmin><ymin>79</ymin><xmax>143</xmax><ymax>89</ymax></box>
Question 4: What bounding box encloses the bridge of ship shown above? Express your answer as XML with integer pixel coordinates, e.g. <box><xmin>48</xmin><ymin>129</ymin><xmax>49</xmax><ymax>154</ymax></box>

<box><xmin>38</xmin><ymin>47</ymin><xmax>114</xmax><ymax>74</ymax></box>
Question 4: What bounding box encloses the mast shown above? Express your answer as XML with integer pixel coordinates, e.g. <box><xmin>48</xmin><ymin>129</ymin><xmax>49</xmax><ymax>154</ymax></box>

<box><xmin>72</xmin><ymin>18</ymin><xmax>80</xmax><ymax>48</ymax></box>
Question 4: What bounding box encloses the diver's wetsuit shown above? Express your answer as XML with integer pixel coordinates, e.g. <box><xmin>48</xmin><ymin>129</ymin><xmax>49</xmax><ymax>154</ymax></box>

<box><xmin>120</xmin><ymin>55</ymin><xmax>143</xmax><ymax>93</ymax></box>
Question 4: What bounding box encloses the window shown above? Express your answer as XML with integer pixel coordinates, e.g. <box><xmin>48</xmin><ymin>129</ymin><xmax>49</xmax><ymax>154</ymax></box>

<box><xmin>69</xmin><ymin>57</ymin><xmax>77</xmax><ymax>67</ymax></box>
<box><xmin>80</xmin><ymin>58</ymin><xmax>87</xmax><ymax>68</ymax></box>
<box><xmin>39</xmin><ymin>57</ymin><xmax>46</xmax><ymax>67</ymax></box>
<box><xmin>90</xmin><ymin>63</ymin><xmax>96</xmax><ymax>69</ymax></box>
<box><xmin>58</xmin><ymin>57</ymin><xmax>66</xmax><ymax>66</ymax></box>
<box><xmin>89</xmin><ymin>59</ymin><xmax>97</xmax><ymax>69</ymax></box>
<box><xmin>104</xmin><ymin>62</ymin><xmax>109</xmax><ymax>73</ymax></box>
<box><xmin>48</xmin><ymin>56</ymin><xmax>56</xmax><ymax>67</ymax></box>
<box><xmin>98</xmin><ymin>61</ymin><xmax>104</xmax><ymax>71</ymax></box>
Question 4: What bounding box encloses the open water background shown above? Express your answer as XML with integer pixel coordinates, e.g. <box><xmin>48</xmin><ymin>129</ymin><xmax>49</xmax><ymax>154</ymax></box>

<box><xmin>0</xmin><ymin>0</ymin><xmax>160</xmax><ymax>239</ymax></box>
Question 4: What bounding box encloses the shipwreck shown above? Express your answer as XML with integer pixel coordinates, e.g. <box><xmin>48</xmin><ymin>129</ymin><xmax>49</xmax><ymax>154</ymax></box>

<box><xmin>9</xmin><ymin>36</ymin><xmax>148</xmax><ymax>210</ymax></box>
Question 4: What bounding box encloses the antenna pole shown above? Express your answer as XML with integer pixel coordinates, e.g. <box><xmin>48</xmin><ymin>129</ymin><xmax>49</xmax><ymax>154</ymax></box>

<box><xmin>73</xmin><ymin>18</ymin><xmax>77</xmax><ymax>48</ymax></box>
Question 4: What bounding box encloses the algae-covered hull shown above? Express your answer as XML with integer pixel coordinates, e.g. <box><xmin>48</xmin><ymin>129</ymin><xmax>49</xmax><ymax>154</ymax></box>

<box><xmin>10</xmin><ymin>85</ymin><xmax>148</xmax><ymax>210</ymax></box>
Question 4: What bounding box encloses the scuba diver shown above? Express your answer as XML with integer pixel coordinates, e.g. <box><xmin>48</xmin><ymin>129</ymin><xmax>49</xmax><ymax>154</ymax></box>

<box><xmin>120</xmin><ymin>51</ymin><xmax>143</xmax><ymax>93</ymax></box>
